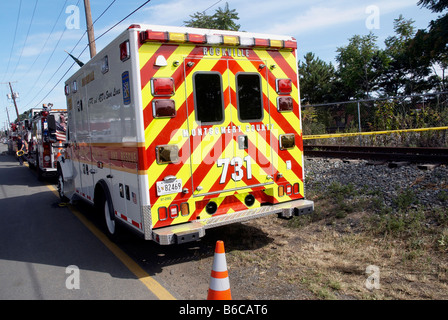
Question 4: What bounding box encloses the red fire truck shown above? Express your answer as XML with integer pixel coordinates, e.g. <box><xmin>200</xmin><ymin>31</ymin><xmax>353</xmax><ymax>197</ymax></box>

<box><xmin>27</xmin><ymin>106</ymin><xmax>67</xmax><ymax>180</ymax></box>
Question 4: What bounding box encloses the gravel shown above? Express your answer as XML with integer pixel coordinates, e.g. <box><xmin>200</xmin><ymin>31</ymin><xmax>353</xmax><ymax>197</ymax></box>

<box><xmin>304</xmin><ymin>157</ymin><xmax>448</xmax><ymax>211</ymax></box>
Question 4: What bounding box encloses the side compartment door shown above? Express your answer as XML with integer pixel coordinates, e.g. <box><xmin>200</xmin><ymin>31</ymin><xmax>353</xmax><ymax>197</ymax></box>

<box><xmin>76</xmin><ymin>95</ymin><xmax>94</xmax><ymax>200</ymax></box>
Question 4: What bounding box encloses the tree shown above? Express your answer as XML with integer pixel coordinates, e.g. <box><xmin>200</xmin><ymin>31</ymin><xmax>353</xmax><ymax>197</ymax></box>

<box><xmin>298</xmin><ymin>52</ymin><xmax>337</xmax><ymax>104</ymax></box>
<box><xmin>380</xmin><ymin>15</ymin><xmax>433</xmax><ymax>96</ymax></box>
<box><xmin>417</xmin><ymin>0</ymin><xmax>448</xmax><ymax>12</ymax></box>
<box><xmin>184</xmin><ymin>2</ymin><xmax>240</xmax><ymax>31</ymax></box>
<box><xmin>335</xmin><ymin>33</ymin><xmax>386</xmax><ymax>99</ymax></box>
<box><xmin>415</xmin><ymin>0</ymin><xmax>448</xmax><ymax>91</ymax></box>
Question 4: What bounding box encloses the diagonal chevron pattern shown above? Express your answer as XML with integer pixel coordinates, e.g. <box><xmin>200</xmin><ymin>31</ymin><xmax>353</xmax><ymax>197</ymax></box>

<box><xmin>138</xmin><ymin>41</ymin><xmax>304</xmax><ymax>229</ymax></box>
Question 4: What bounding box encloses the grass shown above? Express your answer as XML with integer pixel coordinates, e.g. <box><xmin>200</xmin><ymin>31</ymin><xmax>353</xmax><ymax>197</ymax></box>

<box><xmin>230</xmin><ymin>178</ymin><xmax>448</xmax><ymax>300</ymax></box>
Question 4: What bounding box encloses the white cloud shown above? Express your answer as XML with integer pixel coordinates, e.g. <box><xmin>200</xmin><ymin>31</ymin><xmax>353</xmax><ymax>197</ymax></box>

<box><xmin>234</xmin><ymin>0</ymin><xmax>417</xmax><ymax>35</ymax></box>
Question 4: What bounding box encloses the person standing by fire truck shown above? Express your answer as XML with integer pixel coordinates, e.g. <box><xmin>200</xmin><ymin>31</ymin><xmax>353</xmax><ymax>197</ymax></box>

<box><xmin>16</xmin><ymin>134</ymin><xmax>28</xmax><ymax>166</ymax></box>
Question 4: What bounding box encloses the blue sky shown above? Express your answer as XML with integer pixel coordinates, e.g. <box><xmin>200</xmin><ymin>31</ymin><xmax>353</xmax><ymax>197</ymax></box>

<box><xmin>0</xmin><ymin>0</ymin><xmax>438</xmax><ymax>129</ymax></box>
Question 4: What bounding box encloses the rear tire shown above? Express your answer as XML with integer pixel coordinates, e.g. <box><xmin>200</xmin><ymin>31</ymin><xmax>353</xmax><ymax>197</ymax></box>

<box><xmin>57</xmin><ymin>168</ymin><xmax>69</xmax><ymax>202</ymax></box>
<box><xmin>104</xmin><ymin>196</ymin><xmax>116</xmax><ymax>236</ymax></box>
<box><xmin>36</xmin><ymin>158</ymin><xmax>43</xmax><ymax>181</ymax></box>
<box><xmin>97</xmin><ymin>185</ymin><xmax>120</xmax><ymax>241</ymax></box>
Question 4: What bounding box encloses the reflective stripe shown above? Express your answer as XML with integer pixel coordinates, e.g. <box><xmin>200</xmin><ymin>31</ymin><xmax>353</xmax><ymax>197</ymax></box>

<box><xmin>211</xmin><ymin>253</ymin><xmax>227</xmax><ymax>272</ymax></box>
<box><xmin>209</xmin><ymin>276</ymin><xmax>230</xmax><ymax>291</ymax></box>
<box><xmin>211</xmin><ymin>270</ymin><xmax>228</xmax><ymax>279</ymax></box>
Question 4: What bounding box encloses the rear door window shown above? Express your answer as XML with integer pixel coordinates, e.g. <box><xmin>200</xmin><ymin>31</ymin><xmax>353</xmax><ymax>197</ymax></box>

<box><xmin>193</xmin><ymin>72</ymin><xmax>224</xmax><ymax>124</ymax></box>
<box><xmin>236</xmin><ymin>73</ymin><xmax>264</xmax><ymax>122</ymax></box>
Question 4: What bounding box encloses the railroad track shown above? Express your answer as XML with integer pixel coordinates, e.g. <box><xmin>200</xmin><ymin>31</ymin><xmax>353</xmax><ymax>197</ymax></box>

<box><xmin>303</xmin><ymin>145</ymin><xmax>448</xmax><ymax>164</ymax></box>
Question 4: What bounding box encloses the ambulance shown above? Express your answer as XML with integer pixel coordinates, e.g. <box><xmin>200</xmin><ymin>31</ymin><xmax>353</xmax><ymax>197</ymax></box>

<box><xmin>58</xmin><ymin>24</ymin><xmax>314</xmax><ymax>245</ymax></box>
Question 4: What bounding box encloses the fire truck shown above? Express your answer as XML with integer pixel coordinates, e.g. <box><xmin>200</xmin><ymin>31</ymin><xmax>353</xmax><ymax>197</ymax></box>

<box><xmin>58</xmin><ymin>24</ymin><xmax>314</xmax><ymax>244</ymax></box>
<box><xmin>27</xmin><ymin>106</ymin><xmax>67</xmax><ymax>180</ymax></box>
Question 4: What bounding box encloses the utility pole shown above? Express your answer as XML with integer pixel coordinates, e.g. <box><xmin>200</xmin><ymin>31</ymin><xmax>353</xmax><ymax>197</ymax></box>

<box><xmin>6</xmin><ymin>107</ymin><xmax>11</xmax><ymax>125</ymax></box>
<box><xmin>84</xmin><ymin>0</ymin><xmax>96</xmax><ymax>58</ymax></box>
<box><xmin>8</xmin><ymin>82</ymin><xmax>20</xmax><ymax>121</ymax></box>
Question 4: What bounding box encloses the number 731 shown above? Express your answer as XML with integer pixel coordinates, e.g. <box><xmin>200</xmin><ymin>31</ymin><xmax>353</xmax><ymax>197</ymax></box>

<box><xmin>217</xmin><ymin>156</ymin><xmax>252</xmax><ymax>184</ymax></box>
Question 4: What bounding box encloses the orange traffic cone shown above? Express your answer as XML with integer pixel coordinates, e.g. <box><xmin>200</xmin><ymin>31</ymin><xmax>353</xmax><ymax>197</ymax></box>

<box><xmin>207</xmin><ymin>240</ymin><xmax>231</xmax><ymax>300</ymax></box>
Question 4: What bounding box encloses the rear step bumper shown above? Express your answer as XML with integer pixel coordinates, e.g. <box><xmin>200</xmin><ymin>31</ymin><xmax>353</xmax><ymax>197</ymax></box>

<box><xmin>152</xmin><ymin>199</ymin><xmax>314</xmax><ymax>245</ymax></box>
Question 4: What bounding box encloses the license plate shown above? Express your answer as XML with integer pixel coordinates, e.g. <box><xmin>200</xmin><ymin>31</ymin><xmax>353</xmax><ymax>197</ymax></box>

<box><xmin>156</xmin><ymin>179</ymin><xmax>182</xmax><ymax>196</ymax></box>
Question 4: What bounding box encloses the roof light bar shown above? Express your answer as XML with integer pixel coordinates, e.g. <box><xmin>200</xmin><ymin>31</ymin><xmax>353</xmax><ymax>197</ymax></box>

<box><xmin>139</xmin><ymin>29</ymin><xmax>297</xmax><ymax>50</ymax></box>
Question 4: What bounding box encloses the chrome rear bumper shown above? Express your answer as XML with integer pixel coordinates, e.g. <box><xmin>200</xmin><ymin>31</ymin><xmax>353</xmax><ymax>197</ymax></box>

<box><xmin>152</xmin><ymin>199</ymin><xmax>314</xmax><ymax>245</ymax></box>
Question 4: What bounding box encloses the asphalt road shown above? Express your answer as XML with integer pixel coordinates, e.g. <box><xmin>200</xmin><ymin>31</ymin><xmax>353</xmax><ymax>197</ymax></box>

<box><xmin>0</xmin><ymin>143</ymin><xmax>176</xmax><ymax>300</ymax></box>
<box><xmin>0</xmin><ymin>143</ymin><xmax>263</xmax><ymax>302</ymax></box>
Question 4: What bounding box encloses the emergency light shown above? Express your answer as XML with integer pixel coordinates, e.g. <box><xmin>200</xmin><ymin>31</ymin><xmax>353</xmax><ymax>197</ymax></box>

<box><xmin>156</xmin><ymin>144</ymin><xmax>179</xmax><ymax>164</ymax></box>
<box><xmin>140</xmin><ymin>29</ymin><xmax>297</xmax><ymax>50</ymax></box>
<box><xmin>152</xmin><ymin>99</ymin><xmax>176</xmax><ymax>118</ymax></box>
<box><xmin>277</xmin><ymin>96</ymin><xmax>293</xmax><ymax>112</ymax></box>
<box><xmin>151</xmin><ymin>78</ymin><xmax>175</xmax><ymax>96</ymax></box>
<box><xmin>276</xmin><ymin>78</ymin><xmax>292</xmax><ymax>94</ymax></box>
<box><xmin>279</xmin><ymin>134</ymin><xmax>295</xmax><ymax>150</ymax></box>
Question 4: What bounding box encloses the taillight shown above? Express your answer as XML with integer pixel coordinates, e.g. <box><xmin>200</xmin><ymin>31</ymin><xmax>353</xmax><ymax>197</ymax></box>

<box><xmin>277</xmin><ymin>96</ymin><xmax>293</xmax><ymax>112</ymax></box>
<box><xmin>278</xmin><ymin>186</ymin><xmax>284</xmax><ymax>197</ymax></box>
<box><xmin>119</xmin><ymin>40</ymin><xmax>130</xmax><ymax>61</ymax></box>
<box><xmin>152</xmin><ymin>99</ymin><xmax>176</xmax><ymax>118</ymax></box>
<box><xmin>156</xmin><ymin>145</ymin><xmax>179</xmax><ymax>164</ymax></box>
<box><xmin>169</xmin><ymin>204</ymin><xmax>179</xmax><ymax>219</ymax></box>
<box><xmin>293</xmin><ymin>183</ymin><xmax>300</xmax><ymax>194</ymax></box>
<box><xmin>286</xmin><ymin>184</ymin><xmax>292</xmax><ymax>195</ymax></box>
<box><xmin>276</xmin><ymin>78</ymin><xmax>292</xmax><ymax>94</ymax></box>
<box><xmin>279</xmin><ymin>134</ymin><xmax>295</xmax><ymax>150</ymax></box>
<box><xmin>180</xmin><ymin>202</ymin><xmax>190</xmax><ymax>216</ymax></box>
<box><xmin>151</xmin><ymin>78</ymin><xmax>175</xmax><ymax>96</ymax></box>
<box><xmin>43</xmin><ymin>145</ymin><xmax>51</xmax><ymax>166</ymax></box>
<box><xmin>158</xmin><ymin>207</ymin><xmax>168</xmax><ymax>221</ymax></box>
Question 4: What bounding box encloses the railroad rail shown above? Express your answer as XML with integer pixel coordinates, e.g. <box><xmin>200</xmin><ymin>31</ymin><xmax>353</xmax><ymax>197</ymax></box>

<box><xmin>303</xmin><ymin>145</ymin><xmax>448</xmax><ymax>163</ymax></box>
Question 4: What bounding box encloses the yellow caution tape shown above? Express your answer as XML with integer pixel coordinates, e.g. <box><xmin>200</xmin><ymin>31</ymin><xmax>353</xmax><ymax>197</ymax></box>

<box><xmin>303</xmin><ymin>126</ymin><xmax>448</xmax><ymax>140</ymax></box>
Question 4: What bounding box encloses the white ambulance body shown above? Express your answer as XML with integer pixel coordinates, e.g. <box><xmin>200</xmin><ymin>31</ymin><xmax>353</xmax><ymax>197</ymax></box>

<box><xmin>58</xmin><ymin>24</ymin><xmax>313</xmax><ymax>245</ymax></box>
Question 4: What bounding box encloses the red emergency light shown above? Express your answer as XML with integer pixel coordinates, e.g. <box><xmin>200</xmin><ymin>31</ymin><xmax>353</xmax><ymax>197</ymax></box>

<box><xmin>120</xmin><ymin>40</ymin><xmax>130</xmax><ymax>61</ymax></box>
<box><xmin>151</xmin><ymin>78</ymin><xmax>175</xmax><ymax>96</ymax></box>
<box><xmin>276</xmin><ymin>78</ymin><xmax>292</xmax><ymax>94</ymax></box>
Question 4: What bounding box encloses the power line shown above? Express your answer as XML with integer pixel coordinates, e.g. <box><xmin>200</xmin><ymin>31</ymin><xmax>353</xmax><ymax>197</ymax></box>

<box><xmin>27</xmin><ymin>0</ymin><xmax>123</xmax><ymax>109</ymax></box>
<box><xmin>92</xmin><ymin>0</ymin><xmax>151</xmax><ymax>44</ymax></box>
<box><xmin>1</xmin><ymin>0</ymin><xmax>23</xmax><ymax>83</ymax></box>
<box><xmin>22</xmin><ymin>0</ymin><xmax>70</xmax><ymax>79</ymax></box>
<box><xmin>24</xmin><ymin>0</ymin><xmax>152</xmax><ymax>111</ymax></box>
<box><xmin>10</xmin><ymin>0</ymin><xmax>39</xmax><ymax>80</ymax></box>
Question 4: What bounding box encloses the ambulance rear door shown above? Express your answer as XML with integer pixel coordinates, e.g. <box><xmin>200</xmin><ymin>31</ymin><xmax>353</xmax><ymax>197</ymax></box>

<box><xmin>184</xmin><ymin>54</ymin><xmax>274</xmax><ymax>197</ymax></box>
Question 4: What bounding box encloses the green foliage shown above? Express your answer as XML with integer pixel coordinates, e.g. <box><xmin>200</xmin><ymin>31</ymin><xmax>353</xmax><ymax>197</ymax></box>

<box><xmin>300</xmin><ymin>1</ymin><xmax>447</xmax><ymax>103</ymax></box>
<box><xmin>299</xmin><ymin>52</ymin><xmax>337</xmax><ymax>104</ymax></box>
<box><xmin>183</xmin><ymin>2</ymin><xmax>240</xmax><ymax>31</ymax></box>
<box><xmin>335</xmin><ymin>33</ymin><xmax>385</xmax><ymax>99</ymax></box>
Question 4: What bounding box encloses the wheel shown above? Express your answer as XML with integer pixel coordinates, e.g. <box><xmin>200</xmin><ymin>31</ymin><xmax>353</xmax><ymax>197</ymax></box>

<box><xmin>57</xmin><ymin>168</ymin><xmax>69</xmax><ymax>202</ymax></box>
<box><xmin>99</xmin><ymin>188</ymin><xmax>121</xmax><ymax>240</ymax></box>
<box><xmin>104</xmin><ymin>196</ymin><xmax>116</xmax><ymax>236</ymax></box>
<box><xmin>36</xmin><ymin>158</ymin><xmax>43</xmax><ymax>181</ymax></box>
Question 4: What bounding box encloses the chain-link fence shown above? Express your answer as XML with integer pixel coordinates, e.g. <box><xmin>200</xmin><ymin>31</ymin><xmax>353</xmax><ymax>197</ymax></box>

<box><xmin>301</xmin><ymin>92</ymin><xmax>448</xmax><ymax>147</ymax></box>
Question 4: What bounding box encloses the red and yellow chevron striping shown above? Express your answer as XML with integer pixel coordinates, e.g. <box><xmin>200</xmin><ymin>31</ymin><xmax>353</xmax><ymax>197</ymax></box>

<box><xmin>137</xmin><ymin>40</ymin><xmax>304</xmax><ymax>229</ymax></box>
